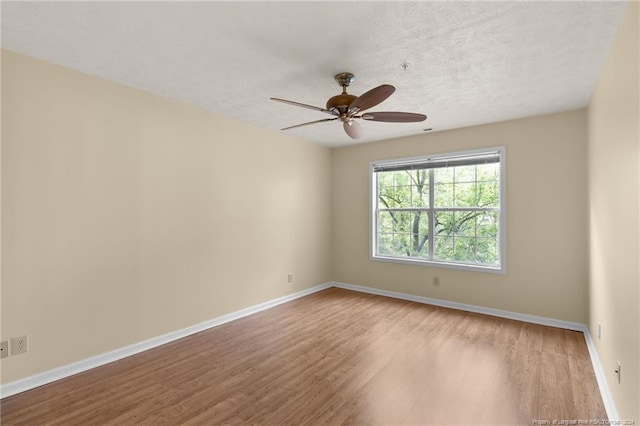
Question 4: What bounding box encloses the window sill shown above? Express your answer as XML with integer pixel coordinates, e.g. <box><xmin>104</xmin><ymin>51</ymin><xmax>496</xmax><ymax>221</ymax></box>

<box><xmin>371</xmin><ymin>254</ymin><xmax>506</xmax><ymax>274</ymax></box>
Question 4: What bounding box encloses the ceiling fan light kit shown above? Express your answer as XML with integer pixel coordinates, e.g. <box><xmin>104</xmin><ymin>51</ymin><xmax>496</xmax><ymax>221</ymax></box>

<box><xmin>271</xmin><ymin>72</ymin><xmax>427</xmax><ymax>140</ymax></box>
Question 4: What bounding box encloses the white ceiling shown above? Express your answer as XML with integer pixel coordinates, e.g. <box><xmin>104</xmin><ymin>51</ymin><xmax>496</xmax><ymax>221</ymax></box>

<box><xmin>1</xmin><ymin>1</ymin><xmax>627</xmax><ymax>147</ymax></box>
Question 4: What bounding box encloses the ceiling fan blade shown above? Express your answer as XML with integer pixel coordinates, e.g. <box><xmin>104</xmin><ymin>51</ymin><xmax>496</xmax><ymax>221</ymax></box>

<box><xmin>343</xmin><ymin>120</ymin><xmax>363</xmax><ymax>139</ymax></box>
<box><xmin>348</xmin><ymin>84</ymin><xmax>395</xmax><ymax>114</ymax></box>
<box><xmin>361</xmin><ymin>112</ymin><xmax>427</xmax><ymax>122</ymax></box>
<box><xmin>281</xmin><ymin>117</ymin><xmax>338</xmax><ymax>131</ymax></box>
<box><xmin>271</xmin><ymin>98</ymin><xmax>337</xmax><ymax>115</ymax></box>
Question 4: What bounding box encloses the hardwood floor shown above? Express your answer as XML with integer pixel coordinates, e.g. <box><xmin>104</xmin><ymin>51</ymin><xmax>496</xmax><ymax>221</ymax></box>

<box><xmin>1</xmin><ymin>288</ymin><xmax>606</xmax><ymax>425</ymax></box>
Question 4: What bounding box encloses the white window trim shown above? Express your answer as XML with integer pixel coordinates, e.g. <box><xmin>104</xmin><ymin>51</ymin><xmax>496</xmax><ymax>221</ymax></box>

<box><xmin>369</xmin><ymin>146</ymin><xmax>507</xmax><ymax>274</ymax></box>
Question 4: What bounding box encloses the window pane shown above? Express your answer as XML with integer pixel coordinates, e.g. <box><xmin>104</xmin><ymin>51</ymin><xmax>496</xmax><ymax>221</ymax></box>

<box><xmin>434</xmin><ymin>183</ymin><xmax>453</xmax><ymax>208</ymax></box>
<box><xmin>454</xmin><ymin>237</ymin><xmax>476</xmax><ymax>262</ymax></box>
<box><xmin>454</xmin><ymin>211</ymin><xmax>476</xmax><ymax>236</ymax></box>
<box><xmin>409</xmin><ymin>211</ymin><xmax>429</xmax><ymax>257</ymax></box>
<box><xmin>378</xmin><ymin>170</ymin><xmax>431</xmax><ymax>209</ymax></box>
<box><xmin>392</xmin><ymin>211</ymin><xmax>412</xmax><ymax>234</ymax></box>
<box><xmin>434</xmin><ymin>167</ymin><xmax>453</xmax><ymax>183</ymax></box>
<box><xmin>393</xmin><ymin>233</ymin><xmax>411</xmax><ymax>256</ymax></box>
<box><xmin>377</xmin><ymin>232</ymin><xmax>394</xmax><ymax>256</ymax></box>
<box><xmin>382</xmin><ymin>211</ymin><xmax>411</xmax><ymax>258</ymax></box>
<box><xmin>409</xmin><ymin>170</ymin><xmax>429</xmax><ymax>208</ymax></box>
<box><xmin>475</xmin><ymin>237</ymin><xmax>498</xmax><ymax>265</ymax></box>
<box><xmin>378</xmin><ymin>171</ymin><xmax>394</xmax><ymax>188</ymax></box>
<box><xmin>454</xmin><ymin>182</ymin><xmax>477</xmax><ymax>207</ymax></box>
<box><xmin>434</xmin><ymin>236</ymin><xmax>454</xmax><ymax>260</ymax></box>
<box><xmin>411</xmin><ymin>184</ymin><xmax>429</xmax><ymax>207</ymax></box>
<box><xmin>378</xmin><ymin>194</ymin><xmax>392</xmax><ymax>209</ymax></box>
<box><xmin>434</xmin><ymin>211</ymin><xmax>453</xmax><ymax>236</ymax></box>
<box><xmin>418</xmin><ymin>212</ymin><xmax>430</xmax><ymax>238</ymax></box>
<box><xmin>377</xmin><ymin>211</ymin><xmax>429</xmax><ymax>258</ymax></box>
<box><xmin>394</xmin><ymin>185</ymin><xmax>411</xmax><ymax>207</ymax></box>
<box><xmin>454</xmin><ymin>165</ymin><xmax>476</xmax><ymax>183</ymax></box>
<box><xmin>477</xmin><ymin>163</ymin><xmax>499</xmax><ymax>182</ymax></box>
<box><xmin>377</xmin><ymin>210</ymin><xmax>403</xmax><ymax>257</ymax></box>
<box><xmin>376</xmin><ymin>173</ymin><xmax>398</xmax><ymax>208</ymax></box>
<box><xmin>394</xmin><ymin>171</ymin><xmax>410</xmax><ymax>186</ymax></box>
<box><xmin>477</xmin><ymin>212</ymin><xmax>498</xmax><ymax>237</ymax></box>
<box><xmin>477</xmin><ymin>181</ymin><xmax>499</xmax><ymax>207</ymax></box>
<box><xmin>378</xmin><ymin>211</ymin><xmax>395</xmax><ymax>234</ymax></box>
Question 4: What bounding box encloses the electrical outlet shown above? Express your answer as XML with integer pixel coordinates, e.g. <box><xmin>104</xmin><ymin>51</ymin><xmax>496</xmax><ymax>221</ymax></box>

<box><xmin>287</xmin><ymin>274</ymin><xmax>294</xmax><ymax>284</ymax></box>
<box><xmin>11</xmin><ymin>336</ymin><xmax>27</xmax><ymax>356</ymax></box>
<box><xmin>0</xmin><ymin>341</ymin><xmax>8</xmax><ymax>359</ymax></box>
<box><xmin>432</xmin><ymin>276</ymin><xmax>440</xmax><ymax>286</ymax></box>
<box><xmin>615</xmin><ymin>361</ymin><xmax>621</xmax><ymax>384</ymax></box>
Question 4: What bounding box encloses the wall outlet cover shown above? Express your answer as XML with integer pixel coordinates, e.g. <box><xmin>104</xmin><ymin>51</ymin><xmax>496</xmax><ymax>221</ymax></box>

<box><xmin>11</xmin><ymin>335</ymin><xmax>28</xmax><ymax>355</ymax></box>
<box><xmin>0</xmin><ymin>341</ymin><xmax>8</xmax><ymax>359</ymax></box>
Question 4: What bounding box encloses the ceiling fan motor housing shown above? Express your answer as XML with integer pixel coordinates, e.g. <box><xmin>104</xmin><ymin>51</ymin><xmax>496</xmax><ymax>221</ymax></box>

<box><xmin>327</xmin><ymin>72</ymin><xmax>357</xmax><ymax>114</ymax></box>
<box><xmin>326</xmin><ymin>93</ymin><xmax>357</xmax><ymax>114</ymax></box>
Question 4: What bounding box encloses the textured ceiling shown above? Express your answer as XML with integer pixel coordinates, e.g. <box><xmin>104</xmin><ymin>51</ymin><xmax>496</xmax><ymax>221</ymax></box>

<box><xmin>1</xmin><ymin>1</ymin><xmax>627</xmax><ymax>147</ymax></box>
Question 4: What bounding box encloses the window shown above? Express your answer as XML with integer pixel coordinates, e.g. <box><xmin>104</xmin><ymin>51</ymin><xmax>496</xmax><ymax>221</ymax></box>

<box><xmin>371</xmin><ymin>147</ymin><xmax>505</xmax><ymax>273</ymax></box>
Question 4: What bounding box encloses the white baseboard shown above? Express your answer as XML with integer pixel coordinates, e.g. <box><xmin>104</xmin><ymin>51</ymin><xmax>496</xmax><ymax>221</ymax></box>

<box><xmin>0</xmin><ymin>282</ymin><xmax>332</xmax><ymax>399</ymax></box>
<box><xmin>331</xmin><ymin>281</ymin><xmax>585</xmax><ymax>330</ymax></box>
<box><xmin>583</xmin><ymin>329</ymin><xmax>620</xmax><ymax>421</ymax></box>
<box><xmin>330</xmin><ymin>281</ymin><xmax>620</xmax><ymax>420</ymax></box>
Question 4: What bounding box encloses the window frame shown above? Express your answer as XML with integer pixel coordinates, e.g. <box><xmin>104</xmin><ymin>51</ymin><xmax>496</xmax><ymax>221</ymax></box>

<box><xmin>369</xmin><ymin>146</ymin><xmax>506</xmax><ymax>274</ymax></box>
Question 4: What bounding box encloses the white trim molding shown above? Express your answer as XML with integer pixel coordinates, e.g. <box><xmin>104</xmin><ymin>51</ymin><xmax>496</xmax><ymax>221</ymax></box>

<box><xmin>0</xmin><ymin>282</ymin><xmax>332</xmax><ymax>399</ymax></box>
<box><xmin>332</xmin><ymin>281</ymin><xmax>584</xmax><ymax>330</ymax></box>
<box><xmin>330</xmin><ymin>281</ymin><xmax>620</xmax><ymax>420</ymax></box>
<box><xmin>582</xmin><ymin>329</ymin><xmax>620</xmax><ymax>421</ymax></box>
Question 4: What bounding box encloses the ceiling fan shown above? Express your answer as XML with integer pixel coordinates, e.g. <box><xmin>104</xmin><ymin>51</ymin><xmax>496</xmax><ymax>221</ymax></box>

<box><xmin>271</xmin><ymin>72</ymin><xmax>427</xmax><ymax>140</ymax></box>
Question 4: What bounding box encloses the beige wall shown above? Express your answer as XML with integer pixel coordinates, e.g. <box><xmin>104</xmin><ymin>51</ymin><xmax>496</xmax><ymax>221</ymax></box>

<box><xmin>588</xmin><ymin>2</ymin><xmax>640</xmax><ymax>421</ymax></box>
<box><xmin>1</xmin><ymin>50</ymin><xmax>332</xmax><ymax>384</ymax></box>
<box><xmin>332</xmin><ymin>109</ymin><xmax>589</xmax><ymax>323</ymax></box>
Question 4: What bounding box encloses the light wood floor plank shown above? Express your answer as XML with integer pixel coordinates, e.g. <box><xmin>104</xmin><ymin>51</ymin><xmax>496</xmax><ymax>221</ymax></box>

<box><xmin>1</xmin><ymin>288</ymin><xmax>606</xmax><ymax>425</ymax></box>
